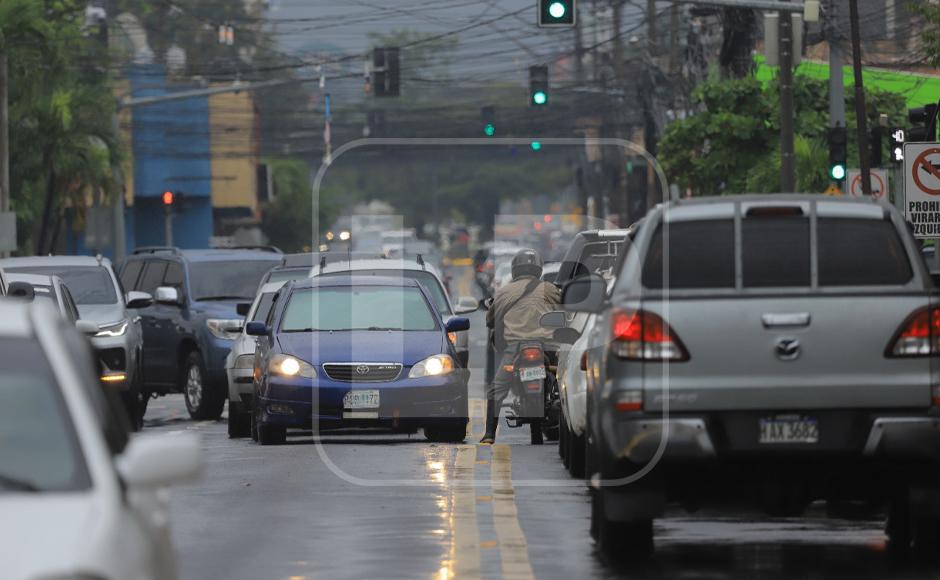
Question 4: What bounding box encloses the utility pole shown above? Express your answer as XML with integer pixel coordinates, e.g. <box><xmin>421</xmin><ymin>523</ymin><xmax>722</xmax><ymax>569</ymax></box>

<box><xmin>848</xmin><ymin>0</ymin><xmax>871</xmax><ymax>196</ymax></box>
<box><xmin>779</xmin><ymin>2</ymin><xmax>796</xmax><ymax>192</ymax></box>
<box><xmin>647</xmin><ymin>0</ymin><xmax>657</xmax><ymax>55</ymax></box>
<box><xmin>827</xmin><ymin>0</ymin><xmax>846</xmax><ymax>153</ymax></box>
<box><xmin>0</xmin><ymin>54</ymin><xmax>9</xmax><ymax>258</ymax></box>
<box><xmin>670</xmin><ymin>2</ymin><xmax>681</xmax><ymax>73</ymax></box>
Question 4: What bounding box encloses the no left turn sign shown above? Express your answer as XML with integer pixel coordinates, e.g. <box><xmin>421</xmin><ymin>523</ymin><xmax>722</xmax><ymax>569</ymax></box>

<box><xmin>846</xmin><ymin>168</ymin><xmax>887</xmax><ymax>199</ymax></box>
<box><xmin>904</xmin><ymin>142</ymin><xmax>940</xmax><ymax>238</ymax></box>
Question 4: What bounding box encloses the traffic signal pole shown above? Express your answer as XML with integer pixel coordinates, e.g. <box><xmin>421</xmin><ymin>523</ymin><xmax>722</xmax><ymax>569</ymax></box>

<box><xmin>827</xmin><ymin>0</ymin><xmax>846</xmax><ymax>181</ymax></box>
<box><xmin>779</xmin><ymin>1</ymin><xmax>796</xmax><ymax>192</ymax></box>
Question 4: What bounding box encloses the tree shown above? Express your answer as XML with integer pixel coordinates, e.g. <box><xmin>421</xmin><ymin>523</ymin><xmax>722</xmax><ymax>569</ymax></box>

<box><xmin>261</xmin><ymin>158</ymin><xmax>343</xmax><ymax>253</ymax></box>
<box><xmin>913</xmin><ymin>1</ymin><xmax>940</xmax><ymax>67</ymax></box>
<box><xmin>658</xmin><ymin>73</ymin><xmax>906</xmax><ymax>196</ymax></box>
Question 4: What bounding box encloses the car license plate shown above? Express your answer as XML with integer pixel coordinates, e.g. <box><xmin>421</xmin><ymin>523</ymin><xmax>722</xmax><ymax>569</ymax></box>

<box><xmin>759</xmin><ymin>415</ymin><xmax>819</xmax><ymax>444</ymax></box>
<box><xmin>343</xmin><ymin>390</ymin><xmax>380</xmax><ymax>409</ymax></box>
<box><xmin>518</xmin><ymin>366</ymin><xmax>547</xmax><ymax>382</ymax></box>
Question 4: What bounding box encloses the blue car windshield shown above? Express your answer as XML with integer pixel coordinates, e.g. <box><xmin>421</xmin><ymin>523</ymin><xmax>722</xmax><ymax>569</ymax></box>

<box><xmin>281</xmin><ymin>287</ymin><xmax>438</xmax><ymax>332</ymax></box>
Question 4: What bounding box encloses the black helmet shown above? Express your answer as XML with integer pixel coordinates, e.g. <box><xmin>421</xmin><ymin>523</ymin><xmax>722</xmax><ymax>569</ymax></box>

<box><xmin>511</xmin><ymin>248</ymin><xmax>543</xmax><ymax>280</ymax></box>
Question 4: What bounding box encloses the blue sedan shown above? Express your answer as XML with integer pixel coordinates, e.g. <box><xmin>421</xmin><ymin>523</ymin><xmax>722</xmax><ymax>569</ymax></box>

<box><xmin>246</xmin><ymin>276</ymin><xmax>470</xmax><ymax>445</ymax></box>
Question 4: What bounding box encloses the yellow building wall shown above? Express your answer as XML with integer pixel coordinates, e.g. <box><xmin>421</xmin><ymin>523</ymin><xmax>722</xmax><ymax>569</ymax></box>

<box><xmin>209</xmin><ymin>89</ymin><xmax>259</xmax><ymax>211</ymax></box>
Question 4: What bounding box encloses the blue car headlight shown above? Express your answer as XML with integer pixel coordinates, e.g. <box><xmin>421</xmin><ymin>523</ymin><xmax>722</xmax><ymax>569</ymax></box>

<box><xmin>408</xmin><ymin>354</ymin><xmax>455</xmax><ymax>378</ymax></box>
<box><xmin>269</xmin><ymin>354</ymin><xmax>317</xmax><ymax>379</ymax></box>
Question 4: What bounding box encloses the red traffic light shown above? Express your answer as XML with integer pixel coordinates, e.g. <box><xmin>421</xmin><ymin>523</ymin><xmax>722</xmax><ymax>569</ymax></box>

<box><xmin>162</xmin><ymin>191</ymin><xmax>174</xmax><ymax>206</ymax></box>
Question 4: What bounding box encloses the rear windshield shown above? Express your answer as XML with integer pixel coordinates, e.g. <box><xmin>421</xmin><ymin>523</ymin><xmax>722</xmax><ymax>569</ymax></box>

<box><xmin>7</xmin><ymin>266</ymin><xmax>116</xmax><ymax>305</ymax></box>
<box><xmin>281</xmin><ymin>287</ymin><xmax>438</xmax><ymax>332</ymax></box>
<box><xmin>641</xmin><ymin>216</ymin><xmax>913</xmax><ymax>290</ymax></box>
<box><xmin>189</xmin><ymin>260</ymin><xmax>281</xmax><ymax>301</ymax></box>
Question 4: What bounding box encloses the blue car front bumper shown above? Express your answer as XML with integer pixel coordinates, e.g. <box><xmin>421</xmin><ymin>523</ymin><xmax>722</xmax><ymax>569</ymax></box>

<box><xmin>257</xmin><ymin>372</ymin><xmax>469</xmax><ymax>430</ymax></box>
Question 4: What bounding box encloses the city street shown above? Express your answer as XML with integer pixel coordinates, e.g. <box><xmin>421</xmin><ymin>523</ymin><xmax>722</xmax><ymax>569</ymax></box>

<box><xmin>139</xmin><ymin>312</ymin><xmax>923</xmax><ymax>580</ymax></box>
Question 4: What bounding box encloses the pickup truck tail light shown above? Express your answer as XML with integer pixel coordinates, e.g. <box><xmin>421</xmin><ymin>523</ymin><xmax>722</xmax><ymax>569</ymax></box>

<box><xmin>933</xmin><ymin>384</ymin><xmax>940</xmax><ymax>407</ymax></box>
<box><xmin>610</xmin><ymin>308</ymin><xmax>689</xmax><ymax>361</ymax></box>
<box><xmin>887</xmin><ymin>307</ymin><xmax>940</xmax><ymax>357</ymax></box>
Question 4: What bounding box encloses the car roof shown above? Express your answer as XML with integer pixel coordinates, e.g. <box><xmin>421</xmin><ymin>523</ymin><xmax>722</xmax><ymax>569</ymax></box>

<box><xmin>5</xmin><ymin>272</ymin><xmax>56</xmax><ymax>285</ymax></box>
<box><xmin>259</xmin><ymin>281</ymin><xmax>287</xmax><ymax>294</ymax></box>
<box><xmin>0</xmin><ymin>255</ymin><xmax>110</xmax><ymax>268</ymax></box>
<box><xmin>658</xmin><ymin>194</ymin><xmax>887</xmax><ymax>222</ymax></box>
<box><xmin>294</xmin><ymin>275</ymin><xmax>422</xmax><ymax>289</ymax></box>
<box><xmin>315</xmin><ymin>258</ymin><xmax>441</xmax><ymax>277</ymax></box>
<box><xmin>178</xmin><ymin>249</ymin><xmax>284</xmax><ymax>263</ymax></box>
<box><xmin>0</xmin><ymin>300</ymin><xmax>38</xmax><ymax>336</ymax></box>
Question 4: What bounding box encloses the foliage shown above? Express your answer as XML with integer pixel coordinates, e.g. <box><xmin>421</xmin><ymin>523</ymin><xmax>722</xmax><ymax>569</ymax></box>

<box><xmin>260</xmin><ymin>158</ymin><xmax>343</xmax><ymax>253</ymax></box>
<box><xmin>3</xmin><ymin>0</ymin><xmax>121</xmax><ymax>253</ymax></box>
<box><xmin>912</xmin><ymin>0</ymin><xmax>940</xmax><ymax>67</ymax></box>
<box><xmin>659</xmin><ymin>73</ymin><xmax>906</xmax><ymax>196</ymax></box>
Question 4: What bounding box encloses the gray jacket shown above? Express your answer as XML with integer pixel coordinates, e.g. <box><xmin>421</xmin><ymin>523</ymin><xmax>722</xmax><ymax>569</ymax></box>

<box><xmin>487</xmin><ymin>276</ymin><xmax>561</xmax><ymax>349</ymax></box>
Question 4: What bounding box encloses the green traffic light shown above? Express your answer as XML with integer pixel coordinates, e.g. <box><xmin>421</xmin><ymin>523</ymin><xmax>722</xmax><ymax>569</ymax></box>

<box><xmin>484</xmin><ymin>123</ymin><xmax>495</xmax><ymax>136</ymax></box>
<box><xmin>532</xmin><ymin>91</ymin><xmax>547</xmax><ymax>105</ymax></box>
<box><xmin>830</xmin><ymin>163</ymin><xmax>846</xmax><ymax>181</ymax></box>
<box><xmin>531</xmin><ymin>141</ymin><xmax>542</xmax><ymax>151</ymax></box>
<box><xmin>548</xmin><ymin>1</ymin><xmax>566</xmax><ymax>18</ymax></box>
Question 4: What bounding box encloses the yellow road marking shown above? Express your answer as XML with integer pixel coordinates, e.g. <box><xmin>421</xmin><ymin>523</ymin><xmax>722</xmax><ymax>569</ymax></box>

<box><xmin>440</xmin><ymin>445</ymin><xmax>481</xmax><ymax>579</ymax></box>
<box><xmin>490</xmin><ymin>444</ymin><xmax>535</xmax><ymax>580</ymax></box>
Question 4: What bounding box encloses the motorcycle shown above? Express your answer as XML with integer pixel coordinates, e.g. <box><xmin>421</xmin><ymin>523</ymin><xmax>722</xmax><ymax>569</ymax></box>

<box><xmin>503</xmin><ymin>340</ymin><xmax>561</xmax><ymax>445</ymax></box>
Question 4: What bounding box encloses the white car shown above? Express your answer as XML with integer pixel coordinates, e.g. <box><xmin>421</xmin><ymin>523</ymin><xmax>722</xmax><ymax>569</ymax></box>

<box><xmin>226</xmin><ymin>281</ymin><xmax>285</xmax><ymax>438</ymax></box>
<box><xmin>557</xmin><ymin>311</ymin><xmax>597</xmax><ymax>478</ymax></box>
<box><xmin>0</xmin><ymin>300</ymin><xmax>201</xmax><ymax>580</ymax></box>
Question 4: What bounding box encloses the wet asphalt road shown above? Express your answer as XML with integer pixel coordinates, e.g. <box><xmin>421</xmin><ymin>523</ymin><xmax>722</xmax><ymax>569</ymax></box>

<box><xmin>144</xmin><ymin>309</ymin><xmax>940</xmax><ymax>580</ymax></box>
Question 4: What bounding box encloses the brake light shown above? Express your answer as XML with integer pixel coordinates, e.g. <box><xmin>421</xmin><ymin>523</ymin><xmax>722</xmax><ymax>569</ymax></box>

<box><xmin>521</xmin><ymin>347</ymin><xmax>543</xmax><ymax>362</ymax></box>
<box><xmin>887</xmin><ymin>307</ymin><xmax>940</xmax><ymax>357</ymax></box>
<box><xmin>610</xmin><ymin>309</ymin><xmax>688</xmax><ymax>361</ymax></box>
<box><xmin>934</xmin><ymin>384</ymin><xmax>940</xmax><ymax>406</ymax></box>
<box><xmin>580</xmin><ymin>351</ymin><xmax>588</xmax><ymax>371</ymax></box>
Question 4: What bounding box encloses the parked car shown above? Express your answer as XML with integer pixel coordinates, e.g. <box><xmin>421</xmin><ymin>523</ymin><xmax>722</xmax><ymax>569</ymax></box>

<box><xmin>0</xmin><ymin>299</ymin><xmax>202</xmax><ymax>580</ymax></box>
<box><xmin>564</xmin><ymin>195</ymin><xmax>940</xmax><ymax>560</ymax></box>
<box><xmin>554</xmin><ymin>228</ymin><xmax>631</xmax><ymax>287</ymax></box>
<box><xmin>311</xmin><ymin>256</ymin><xmax>477</xmax><ymax>367</ymax></box>
<box><xmin>247</xmin><ymin>276</ymin><xmax>470</xmax><ymax>445</ymax></box>
<box><xmin>225</xmin><ymin>280</ymin><xmax>285</xmax><ymax>438</ymax></box>
<box><xmin>0</xmin><ymin>255</ymin><xmax>152</xmax><ymax>427</ymax></box>
<box><xmin>119</xmin><ymin>247</ymin><xmax>283</xmax><ymax>420</ymax></box>
<box><xmin>4</xmin><ymin>273</ymin><xmax>81</xmax><ymax>323</ymax></box>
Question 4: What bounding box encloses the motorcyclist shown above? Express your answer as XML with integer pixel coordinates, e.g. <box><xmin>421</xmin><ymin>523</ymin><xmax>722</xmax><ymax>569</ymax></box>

<box><xmin>481</xmin><ymin>248</ymin><xmax>561</xmax><ymax>444</ymax></box>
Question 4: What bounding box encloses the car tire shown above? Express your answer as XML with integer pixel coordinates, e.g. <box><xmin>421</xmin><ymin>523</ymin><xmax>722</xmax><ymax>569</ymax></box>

<box><xmin>249</xmin><ymin>409</ymin><xmax>259</xmax><ymax>442</ymax></box>
<box><xmin>257</xmin><ymin>422</ymin><xmax>287</xmax><ymax>445</ymax></box>
<box><xmin>425</xmin><ymin>420</ymin><xmax>468</xmax><ymax>443</ymax></box>
<box><xmin>227</xmin><ymin>400</ymin><xmax>251</xmax><ymax>438</ymax></box>
<box><xmin>592</xmin><ymin>489</ymin><xmax>654</xmax><ymax>563</ymax></box>
<box><xmin>182</xmin><ymin>351</ymin><xmax>224</xmax><ymax>420</ymax></box>
<box><xmin>121</xmin><ymin>382</ymin><xmax>143</xmax><ymax>432</ymax></box>
<box><xmin>568</xmin><ymin>431</ymin><xmax>586</xmax><ymax>479</ymax></box>
<box><xmin>559</xmin><ymin>413</ymin><xmax>569</xmax><ymax>464</ymax></box>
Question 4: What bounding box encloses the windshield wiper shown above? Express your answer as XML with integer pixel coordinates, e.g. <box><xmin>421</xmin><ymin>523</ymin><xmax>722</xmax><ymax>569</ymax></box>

<box><xmin>197</xmin><ymin>295</ymin><xmax>250</xmax><ymax>301</ymax></box>
<box><xmin>0</xmin><ymin>472</ymin><xmax>41</xmax><ymax>492</ymax></box>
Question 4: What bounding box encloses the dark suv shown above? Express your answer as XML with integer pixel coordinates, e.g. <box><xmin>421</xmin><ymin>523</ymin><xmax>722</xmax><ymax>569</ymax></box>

<box><xmin>120</xmin><ymin>247</ymin><xmax>283</xmax><ymax>420</ymax></box>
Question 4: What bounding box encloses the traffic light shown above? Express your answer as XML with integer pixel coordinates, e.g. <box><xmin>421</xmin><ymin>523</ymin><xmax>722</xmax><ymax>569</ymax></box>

<box><xmin>372</xmin><ymin>47</ymin><xmax>400</xmax><ymax>97</ymax></box>
<box><xmin>481</xmin><ymin>106</ymin><xmax>496</xmax><ymax>137</ymax></box>
<box><xmin>162</xmin><ymin>191</ymin><xmax>174</xmax><ymax>206</ymax></box>
<box><xmin>530</xmin><ymin>141</ymin><xmax>542</xmax><ymax>151</ymax></box>
<box><xmin>538</xmin><ymin>0</ymin><xmax>576</xmax><ymax>27</ymax></box>
<box><xmin>529</xmin><ymin>65</ymin><xmax>549</xmax><ymax>107</ymax></box>
<box><xmin>870</xmin><ymin>126</ymin><xmax>882</xmax><ymax>167</ymax></box>
<box><xmin>908</xmin><ymin>103</ymin><xmax>938</xmax><ymax>142</ymax></box>
<box><xmin>828</xmin><ymin>126</ymin><xmax>847</xmax><ymax>181</ymax></box>
<box><xmin>889</xmin><ymin>127</ymin><xmax>905</xmax><ymax>164</ymax></box>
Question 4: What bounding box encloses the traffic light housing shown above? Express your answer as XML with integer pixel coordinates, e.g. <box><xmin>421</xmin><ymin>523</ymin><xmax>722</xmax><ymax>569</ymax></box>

<box><xmin>908</xmin><ymin>103</ymin><xmax>938</xmax><ymax>142</ymax></box>
<box><xmin>828</xmin><ymin>126</ymin><xmax>847</xmax><ymax>181</ymax></box>
<box><xmin>372</xmin><ymin>47</ymin><xmax>400</xmax><ymax>97</ymax></box>
<box><xmin>481</xmin><ymin>106</ymin><xmax>496</xmax><ymax>136</ymax></box>
<box><xmin>529</xmin><ymin>65</ymin><xmax>549</xmax><ymax>107</ymax></box>
<box><xmin>538</xmin><ymin>0</ymin><xmax>576</xmax><ymax>27</ymax></box>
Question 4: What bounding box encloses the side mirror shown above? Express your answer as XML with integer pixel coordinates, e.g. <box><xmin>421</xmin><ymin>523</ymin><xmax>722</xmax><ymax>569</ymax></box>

<box><xmin>479</xmin><ymin>297</ymin><xmax>494</xmax><ymax>311</ymax></box>
<box><xmin>236</xmin><ymin>302</ymin><xmax>252</xmax><ymax>317</ymax></box>
<box><xmin>553</xmin><ymin>327</ymin><xmax>581</xmax><ymax>345</ymax></box>
<box><xmin>125</xmin><ymin>291</ymin><xmax>153</xmax><ymax>310</ymax></box>
<box><xmin>445</xmin><ymin>317</ymin><xmax>470</xmax><ymax>333</ymax></box>
<box><xmin>561</xmin><ymin>274</ymin><xmax>606</xmax><ymax>313</ymax></box>
<box><xmin>245</xmin><ymin>321</ymin><xmax>270</xmax><ymax>336</ymax></box>
<box><xmin>75</xmin><ymin>320</ymin><xmax>100</xmax><ymax>335</ymax></box>
<box><xmin>539</xmin><ymin>311</ymin><xmax>567</xmax><ymax>330</ymax></box>
<box><xmin>454</xmin><ymin>296</ymin><xmax>479</xmax><ymax>314</ymax></box>
<box><xmin>116</xmin><ymin>432</ymin><xmax>202</xmax><ymax>489</ymax></box>
<box><xmin>931</xmin><ymin>273</ymin><xmax>940</xmax><ymax>288</ymax></box>
<box><xmin>154</xmin><ymin>286</ymin><xmax>180</xmax><ymax>306</ymax></box>
<box><xmin>7</xmin><ymin>281</ymin><xmax>35</xmax><ymax>300</ymax></box>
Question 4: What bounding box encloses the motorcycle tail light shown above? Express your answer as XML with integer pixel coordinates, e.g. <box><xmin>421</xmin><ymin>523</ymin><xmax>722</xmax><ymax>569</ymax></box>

<box><xmin>526</xmin><ymin>381</ymin><xmax>541</xmax><ymax>391</ymax></box>
<box><xmin>521</xmin><ymin>347</ymin><xmax>542</xmax><ymax>362</ymax></box>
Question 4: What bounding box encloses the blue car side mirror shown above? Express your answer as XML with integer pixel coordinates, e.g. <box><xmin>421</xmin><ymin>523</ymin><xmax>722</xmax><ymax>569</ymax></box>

<box><xmin>245</xmin><ymin>321</ymin><xmax>269</xmax><ymax>336</ymax></box>
<box><xmin>445</xmin><ymin>317</ymin><xmax>470</xmax><ymax>333</ymax></box>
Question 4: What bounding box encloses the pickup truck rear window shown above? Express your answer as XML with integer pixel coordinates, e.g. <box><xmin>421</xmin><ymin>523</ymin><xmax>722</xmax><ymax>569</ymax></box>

<box><xmin>642</xmin><ymin>220</ymin><xmax>734</xmax><ymax>289</ymax></box>
<box><xmin>642</xmin><ymin>216</ymin><xmax>914</xmax><ymax>289</ymax></box>
<box><xmin>818</xmin><ymin>218</ymin><xmax>913</xmax><ymax>285</ymax></box>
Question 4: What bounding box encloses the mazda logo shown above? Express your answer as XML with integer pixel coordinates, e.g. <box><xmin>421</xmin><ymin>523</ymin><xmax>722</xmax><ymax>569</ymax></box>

<box><xmin>775</xmin><ymin>337</ymin><xmax>801</xmax><ymax>361</ymax></box>
<box><xmin>355</xmin><ymin>364</ymin><xmax>371</xmax><ymax>375</ymax></box>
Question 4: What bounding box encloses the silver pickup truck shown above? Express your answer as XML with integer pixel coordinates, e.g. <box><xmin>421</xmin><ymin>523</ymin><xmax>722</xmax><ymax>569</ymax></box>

<box><xmin>563</xmin><ymin>194</ymin><xmax>940</xmax><ymax>562</ymax></box>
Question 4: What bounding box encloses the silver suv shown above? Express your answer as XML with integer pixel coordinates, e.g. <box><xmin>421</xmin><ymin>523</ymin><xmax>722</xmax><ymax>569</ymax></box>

<box><xmin>563</xmin><ymin>195</ymin><xmax>940</xmax><ymax>561</ymax></box>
